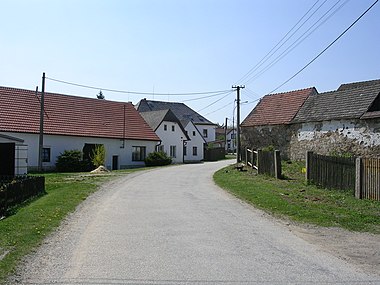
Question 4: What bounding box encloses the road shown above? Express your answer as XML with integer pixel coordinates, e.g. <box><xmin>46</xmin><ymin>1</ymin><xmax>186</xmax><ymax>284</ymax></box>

<box><xmin>12</xmin><ymin>160</ymin><xmax>379</xmax><ymax>284</ymax></box>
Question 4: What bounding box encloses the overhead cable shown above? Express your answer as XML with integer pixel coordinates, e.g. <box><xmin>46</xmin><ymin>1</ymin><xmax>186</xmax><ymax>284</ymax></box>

<box><xmin>267</xmin><ymin>0</ymin><xmax>379</xmax><ymax>94</ymax></box>
<box><xmin>46</xmin><ymin>76</ymin><xmax>232</xmax><ymax>96</ymax></box>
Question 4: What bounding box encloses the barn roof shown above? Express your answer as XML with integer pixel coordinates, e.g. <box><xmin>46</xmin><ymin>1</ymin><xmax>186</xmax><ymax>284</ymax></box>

<box><xmin>241</xmin><ymin>87</ymin><xmax>317</xmax><ymax>127</ymax></box>
<box><xmin>0</xmin><ymin>86</ymin><xmax>160</xmax><ymax>141</ymax></box>
<box><xmin>293</xmin><ymin>79</ymin><xmax>380</xmax><ymax>123</ymax></box>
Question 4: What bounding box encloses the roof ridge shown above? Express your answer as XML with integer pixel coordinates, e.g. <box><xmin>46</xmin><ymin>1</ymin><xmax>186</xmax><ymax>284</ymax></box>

<box><xmin>265</xmin><ymin>87</ymin><xmax>316</xmax><ymax>97</ymax></box>
<box><xmin>0</xmin><ymin>85</ymin><xmax>131</xmax><ymax>105</ymax></box>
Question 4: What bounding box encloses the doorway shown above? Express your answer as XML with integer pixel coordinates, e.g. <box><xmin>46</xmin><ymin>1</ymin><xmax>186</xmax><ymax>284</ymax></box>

<box><xmin>112</xmin><ymin>155</ymin><xmax>118</xmax><ymax>170</ymax></box>
<box><xmin>0</xmin><ymin>143</ymin><xmax>15</xmax><ymax>176</ymax></box>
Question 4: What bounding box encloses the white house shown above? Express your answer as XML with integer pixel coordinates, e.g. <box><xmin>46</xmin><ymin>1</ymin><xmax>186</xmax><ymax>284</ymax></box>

<box><xmin>226</xmin><ymin>129</ymin><xmax>236</xmax><ymax>153</ymax></box>
<box><xmin>140</xmin><ymin>109</ymin><xmax>189</xmax><ymax>163</ymax></box>
<box><xmin>136</xmin><ymin>99</ymin><xmax>217</xmax><ymax>162</ymax></box>
<box><xmin>0</xmin><ymin>86</ymin><xmax>160</xmax><ymax>172</ymax></box>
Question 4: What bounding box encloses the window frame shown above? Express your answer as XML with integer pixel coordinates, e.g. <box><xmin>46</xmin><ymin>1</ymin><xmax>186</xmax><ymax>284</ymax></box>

<box><xmin>42</xmin><ymin>147</ymin><xmax>51</xmax><ymax>162</ymax></box>
<box><xmin>132</xmin><ymin>146</ymin><xmax>146</xmax><ymax>161</ymax></box>
<box><xmin>193</xmin><ymin>146</ymin><xmax>198</xmax><ymax>156</ymax></box>
<box><xmin>170</xmin><ymin>145</ymin><xmax>176</xmax><ymax>158</ymax></box>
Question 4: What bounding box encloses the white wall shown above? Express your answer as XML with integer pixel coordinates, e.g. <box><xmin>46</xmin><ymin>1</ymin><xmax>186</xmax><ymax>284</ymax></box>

<box><xmin>155</xmin><ymin>121</ymin><xmax>186</xmax><ymax>163</ymax></box>
<box><xmin>297</xmin><ymin>120</ymin><xmax>380</xmax><ymax>147</ymax></box>
<box><xmin>184</xmin><ymin>122</ymin><xmax>204</xmax><ymax>162</ymax></box>
<box><xmin>196</xmin><ymin>124</ymin><xmax>216</xmax><ymax>143</ymax></box>
<box><xmin>1</xmin><ymin>131</ymin><xmax>158</xmax><ymax>170</ymax></box>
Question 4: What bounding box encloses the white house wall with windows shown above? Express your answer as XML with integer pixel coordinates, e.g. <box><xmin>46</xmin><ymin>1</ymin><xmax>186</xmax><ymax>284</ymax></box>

<box><xmin>0</xmin><ymin>86</ymin><xmax>160</xmax><ymax>171</ymax></box>
<box><xmin>183</xmin><ymin>121</ymin><xmax>205</xmax><ymax>162</ymax></box>
<box><xmin>140</xmin><ymin>109</ymin><xmax>189</xmax><ymax>163</ymax></box>
<box><xmin>136</xmin><ymin>99</ymin><xmax>217</xmax><ymax>162</ymax></box>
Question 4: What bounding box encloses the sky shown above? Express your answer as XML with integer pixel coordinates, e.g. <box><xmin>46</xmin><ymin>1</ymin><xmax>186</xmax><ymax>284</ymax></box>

<box><xmin>1</xmin><ymin>0</ymin><xmax>379</xmax><ymax>125</ymax></box>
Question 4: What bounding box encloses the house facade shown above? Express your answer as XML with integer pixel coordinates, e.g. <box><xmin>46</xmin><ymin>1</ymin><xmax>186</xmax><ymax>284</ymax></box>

<box><xmin>140</xmin><ymin>109</ymin><xmax>189</xmax><ymax>163</ymax></box>
<box><xmin>0</xmin><ymin>86</ymin><xmax>160</xmax><ymax>171</ymax></box>
<box><xmin>241</xmin><ymin>79</ymin><xmax>380</xmax><ymax>161</ymax></box>
<box><xmin>136</xmin><ymin>99</ymin><xmax>217</xmax><ymax>162</ymax></box>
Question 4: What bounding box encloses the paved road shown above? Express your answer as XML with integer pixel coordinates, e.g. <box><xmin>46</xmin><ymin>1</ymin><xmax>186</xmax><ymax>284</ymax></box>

<box><xmin>13</xmin><ymin>160</ymin><xmax>379</xmax><ymax>284</ymax></box>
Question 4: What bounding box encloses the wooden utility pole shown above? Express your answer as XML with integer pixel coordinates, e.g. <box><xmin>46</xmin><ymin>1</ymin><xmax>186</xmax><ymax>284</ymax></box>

<box><xmin>232</xmin><ymin>85</ymin><xmax>245</xmax><ymax>163</ymax></box>
<box><xmin>224</xmin><ymin>117</ymin><xmax>228</xmax><ymax>153</ymax></box>
<box><xmin>38</xmin><ymin>72</ymin><xmax>45</xmax><ymax>172</ymax></box>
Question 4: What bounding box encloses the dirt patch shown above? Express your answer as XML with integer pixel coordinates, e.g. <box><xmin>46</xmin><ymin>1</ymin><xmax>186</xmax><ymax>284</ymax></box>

<box><xmin>284</xmin><ymin>222</ymin><xmax>380</xmax><ymax>276</ymax></box>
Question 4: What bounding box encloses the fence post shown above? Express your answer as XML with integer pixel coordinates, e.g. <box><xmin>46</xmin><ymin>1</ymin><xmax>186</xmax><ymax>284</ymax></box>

<box><xmin>257</xmin><ymin>149</ymin><xmax>262</xmax><ymax>174</ymax></box>
<box><xmin>355</xmin><ymin>157</ymin><xmax>362</xmax><ymax>199</ymax></box>
<box><xmin>306</xmin><ymin>151</ymin><xmax>312</xmax><ymax>182</ymax></box>
<box><xmin>251</xmin><ymin>147</ymin><xmax>254</xmax><ymax>169</ymax></box>
<box><xmin>245</xmin><ymin>147</ymin><xmax>248</xmax><ymax>166</ymax></box>
<box><xmin>274</xmin><ymin>150</ymin><xmax>281</xmax><ymax>179</ymax></box>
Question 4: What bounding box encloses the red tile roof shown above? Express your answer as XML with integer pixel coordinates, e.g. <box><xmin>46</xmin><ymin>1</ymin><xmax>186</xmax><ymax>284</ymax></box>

<box><xmin>0</xmin><ymin>86</ymin><xmax>160</xmax><ymax>141</ymax></box>
<box><xmin>241</xmin><ymin>87</ymin><xmax>317</xmax><ymax>127</ymax></box>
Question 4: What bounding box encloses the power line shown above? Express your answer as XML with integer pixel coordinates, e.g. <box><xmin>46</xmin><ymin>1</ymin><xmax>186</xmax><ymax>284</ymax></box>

<box><xmin>204</xmin><ymin>101</ymin><xmax>234</xmax><ymax>116</ymax></box>
<box><xmin>196</xmin><ymin>91</ymin><xmax>233</xmax><ymax>113</ymax></box>
<box><xmin>45</xmin><ymin>76</ymin><xmax>232</xmax><ymax>96</ymax></box>
<box><xmin>235</xmin><ymin>0</ymin><xmax>325</xmax><ymax>85</ymax></box>
<box><xmin>244</xmin><ymin>0</ymin><xmax>350</xmax><ymax>85</ymax></box>
<box><xmin>182</xmin><ymin>91</ymin><xmax>233</xmax><ymax>102</ymax></box>
<box><xmin>267</xmin><ymin>0</ymin><xmax>379</xmax><ymax>94</ymax></box>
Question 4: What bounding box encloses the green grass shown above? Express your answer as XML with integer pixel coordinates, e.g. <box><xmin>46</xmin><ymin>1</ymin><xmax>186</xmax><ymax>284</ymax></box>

<box><xmin>0</xmin><ymin>169</ymin><xmax>146</xmax><ymax>284</ymax></box>
<box><xmin>214</xmin><ymin>161</ymin><xmax>380</xmax><ymax>234</ymax></box>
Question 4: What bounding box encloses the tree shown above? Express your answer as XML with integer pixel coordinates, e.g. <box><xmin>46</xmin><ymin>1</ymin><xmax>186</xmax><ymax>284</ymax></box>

<box><xmin>97</xmin><ymin>90</ymin><xmax>105</xmax><ymax>99</ymax></box>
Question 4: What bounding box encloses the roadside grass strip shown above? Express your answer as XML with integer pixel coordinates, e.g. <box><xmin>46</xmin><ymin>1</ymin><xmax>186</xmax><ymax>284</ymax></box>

<box><xmin>214</xmin><ymin>161</ymin><xmax>380</xmax><ymax>234</ymax></box>
<box><xmin>0</xmin><ymin>170</ymin><xmax>142</xmax><ymax>284</ymax></box>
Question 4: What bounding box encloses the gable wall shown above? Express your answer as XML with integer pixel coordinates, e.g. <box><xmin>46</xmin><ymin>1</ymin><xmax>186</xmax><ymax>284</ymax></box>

<box><xmin>184</xmin><ymin>122</ymin><xmax>204</xmax><ymax>162</ymax></box>
<box><xmin>155</xmin><ymin>120</ymin><xmax>186</xmax><ymax>163</ymax></box>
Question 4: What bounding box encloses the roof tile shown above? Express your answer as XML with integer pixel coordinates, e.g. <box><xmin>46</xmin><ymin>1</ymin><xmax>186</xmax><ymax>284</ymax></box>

<box><xmin>0</xmin><ymin>86</ymin><xmax>160</xmax><ymax>141</ymax></box>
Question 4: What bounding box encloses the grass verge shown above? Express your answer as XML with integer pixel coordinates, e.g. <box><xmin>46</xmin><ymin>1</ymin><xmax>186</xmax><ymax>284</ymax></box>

<box><xmin>214</xmin><ymin>161</ymin><xmax>380</xmax><ymax>234</ymax></box>
<box><xmin>0</xmin><ymin>169</ymin><xmax>145</xmax><ymax>284</ymax></box>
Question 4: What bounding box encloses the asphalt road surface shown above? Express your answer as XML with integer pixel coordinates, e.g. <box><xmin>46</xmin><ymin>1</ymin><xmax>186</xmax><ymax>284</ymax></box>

<box><xmin>12</xmin><ymin>160</ymin><xmax>379</xmax><ymax>284</ymax></box>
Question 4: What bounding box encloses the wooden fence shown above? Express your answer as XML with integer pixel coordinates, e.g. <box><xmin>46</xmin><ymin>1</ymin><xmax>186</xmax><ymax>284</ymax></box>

<box><xmin>245</xmin><ymin>148</ymin><xmax>281</xmax><ymax>179</ymax></box>
<box><xmin>306</xmin><ymin>152</ymin><xmax>356</xmax><ymax>192</ymax></box>
<box><xmin>306</xmin><ymin>152</ymin><xmax>380</xmax><ymax>201</ymax></box>
<box><xmin>0</xmin><ymin>176</ymin><xmax>45</xmax><ymax>217</ymax></box>
<box><xmin>204</xmin><ymin>147</ymin><xmax>225</xmax><ymax>161</ymax></box>
<box><xmin>356</xmin><ymin>158</ymin><xmax>380</xmax><ymax>201</ymax></box>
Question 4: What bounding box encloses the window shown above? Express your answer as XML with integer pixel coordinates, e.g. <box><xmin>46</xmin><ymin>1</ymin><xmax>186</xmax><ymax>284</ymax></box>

<box><xmin>170</xmin><ymin>145</ymin><xmax>176</xmax><ymax>158</ymax></box>
<box><xmin>132</xmin><ymin>146</ymin><xmax>146</xmax><ymax>161</ymax></box>
<box><xmin>193</xmin><ymin>146</ymin><xmax>198</xmax><ymax>156</ymax></box>
<box><xmin>183</xmin><ymin>146</ymin><xmax>187</xmax><ymax>156</ymax></box>
<box><xmin>42</xmin><ymin>148</ymin><xmax>51</xmax><ymax>162</ymax></box>
<box><xmin>203</xmin><ymin>129</ymin><xmax>208</xmax><ymax>138</ymax></box>
<box><xmin>164</xmin><ymin>124</ymin><xmax>167</xmax><ymax>131</ymax></box>
<box><xmin>172</xmin><ymin>125</ymin><xmax>175</xmax><ymax>132</ymax></box>
<box><xmin>157</xmin><ymin>145</ymin><xmax>164</xmax><ymax>152</ymax></box>
<box><xmin>192</xmin><ymin>131</ymin><xmax>196</xmax><ymax>136</ymax></box>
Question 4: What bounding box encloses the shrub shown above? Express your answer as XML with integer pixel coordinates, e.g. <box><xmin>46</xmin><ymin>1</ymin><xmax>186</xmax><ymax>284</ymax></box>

<box><xmin>144</xmin><ymin>151</ymin><xmax>172</xmax><ymax>166</ymax></box>
<box><xmin>56</xmin><ymin>150</ymin><xmax>87</xmax><ymax>172</ymax></box>
<box><xmin>91</xmin><ymin>144</ymin><xmax>106</xmax><ymax>168</ymax></box>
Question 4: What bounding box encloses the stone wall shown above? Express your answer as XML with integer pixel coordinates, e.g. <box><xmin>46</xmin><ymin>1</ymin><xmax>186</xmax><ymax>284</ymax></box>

<box><xmin>290</xmin><ymin>118</ymin><xmax>380</xmax><ymax>160</ymax></box>
<box><xmin>241</xmin><ymin>118</ymin><xmax>380</xmax><ymax>161</ymax></box>
<box><xmin>241</xmin><ymin>124</ymin><xmax>297</xmax><ymax>160</ymax></box>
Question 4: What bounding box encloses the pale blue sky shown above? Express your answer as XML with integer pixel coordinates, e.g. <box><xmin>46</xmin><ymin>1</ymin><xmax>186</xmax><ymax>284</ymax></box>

<box><xmin>1</xmin><ymin>0</ymin><xmax>379</xmax><ymax>125</ymax></box>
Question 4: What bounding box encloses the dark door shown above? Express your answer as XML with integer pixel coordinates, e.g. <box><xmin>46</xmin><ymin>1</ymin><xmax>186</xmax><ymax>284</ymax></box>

<box><xmin>112</xmin><ymin>156</ymin><xmax>118</xmax><ymax>170</ymax></box>
<box><xmin>0</xmin><ymin>143</ymin><xmax>15</xmax><ymax>176</ymax></box>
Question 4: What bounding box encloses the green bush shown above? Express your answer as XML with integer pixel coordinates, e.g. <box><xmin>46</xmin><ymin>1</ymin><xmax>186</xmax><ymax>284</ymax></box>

<box><xmin>144</xmin><ymin>151</ymin><xmax>172</xmax><ymax>166</ymax></box>
<box><xmin>56</xmin><ymin>150</ymin><xmax>87</xmax><ymax>172</ymax></box>
<box><xmin>91</xmin><ymin>144</ymin><xmax>106</xmax><ymax>167</ymax></box>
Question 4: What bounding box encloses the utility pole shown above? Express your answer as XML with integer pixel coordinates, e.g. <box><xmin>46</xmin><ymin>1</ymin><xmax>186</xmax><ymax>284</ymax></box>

<box><xmin>224</xmin><ymin>117</ymin><xmax>228</xmax><ymax>153</ymax></box>
<box><xmin>232</xmin><ymin>85</ymin><xmax>245</xmax><ymax>163</ymax></box>
<box><xmin>38</xmin><ymin>72</ymin><xmax>45</xmax><ymax>172</ymax></box>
